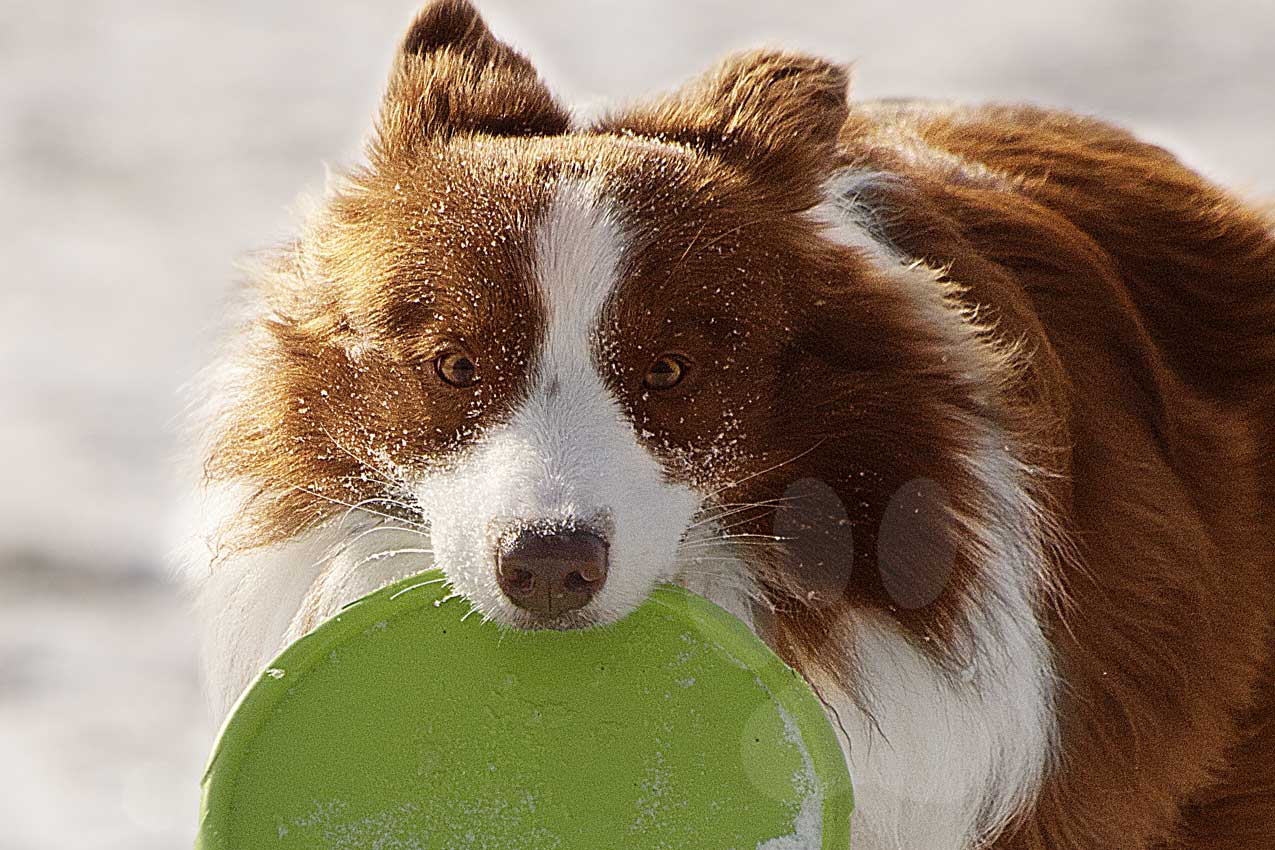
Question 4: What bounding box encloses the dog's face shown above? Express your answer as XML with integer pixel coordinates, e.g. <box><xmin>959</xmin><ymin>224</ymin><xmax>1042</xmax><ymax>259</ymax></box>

<box><xmin>212</xmin><ymin>0</ymin><xmax>1037</xmax><ymax>658</ymax></box>
<box><xmin>213</xmin><ymin>3</ymin><xmax>845</xmax><ymax>628</ymax></box>
<box><xmin>275</xmin><ymin>130</ymin><xmax>842</xmax><ymax>631</ymax></box>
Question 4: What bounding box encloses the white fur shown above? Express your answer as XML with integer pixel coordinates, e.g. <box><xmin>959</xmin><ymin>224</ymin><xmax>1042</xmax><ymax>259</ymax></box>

<box><xmin>181</xmin><ymin>485</ymin><xmax>323</xmax><ymax>716</ymax></box>
<box><xmin>407</xmin><ymin>179</ymin><xmax>701</xmax><ymax>629</ymax></box>
<box><xmin>185</xmin><ymin>493</ymin><xmax>430</xmax><ymax>716</ymax></box>
<box><xmin>801</xmin><ymin>170</ymin><xmax>1057</xmax><ymax>850</ymax></box>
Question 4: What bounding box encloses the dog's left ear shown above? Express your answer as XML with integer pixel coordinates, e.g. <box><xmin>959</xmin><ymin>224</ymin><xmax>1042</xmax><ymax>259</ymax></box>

<box><xmin>373</xmin><ymin>0</ymin><xmax>569</xmax><ymax>159</ymax></box>
<box><xmin>595</xmin><ymin>49</ymin><xmax>849</xmax><ymax>196</ymax></box>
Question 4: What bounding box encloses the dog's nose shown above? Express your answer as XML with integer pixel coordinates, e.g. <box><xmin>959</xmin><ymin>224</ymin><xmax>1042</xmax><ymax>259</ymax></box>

<box><xmin>496</xmin><ymin>528</ymin><xmax>609</xmax><ymax>616</ymax></box>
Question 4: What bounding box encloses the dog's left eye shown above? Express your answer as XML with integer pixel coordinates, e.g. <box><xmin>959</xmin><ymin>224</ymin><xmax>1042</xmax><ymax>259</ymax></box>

<box><xmin>643</xmin><ymin>355</ymin><xmax>687</xmax><ymax>390</ymax></box>
<box><xmin>435</xmin><ymin>351</ymin><xmax>478</xmax><ymax>387</ymax></box>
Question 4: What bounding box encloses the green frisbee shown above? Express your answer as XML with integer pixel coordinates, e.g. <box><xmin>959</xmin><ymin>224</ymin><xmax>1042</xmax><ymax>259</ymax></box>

<box><xmin>197</xmin><ymin>570</ymin><xmax>852</xmax><ymax>849</ymax></box>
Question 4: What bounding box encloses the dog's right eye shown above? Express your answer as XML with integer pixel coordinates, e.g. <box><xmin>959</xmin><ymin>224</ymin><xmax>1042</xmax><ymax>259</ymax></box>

<box><xmin>644</xmin><ymin>355</ymin><xmax>688</xmax><ymax>391</ymax></box>
<box><xmin>435</xmin><ymin>351</ymin><xmax>478</xmax><ymax>387</ymax></box>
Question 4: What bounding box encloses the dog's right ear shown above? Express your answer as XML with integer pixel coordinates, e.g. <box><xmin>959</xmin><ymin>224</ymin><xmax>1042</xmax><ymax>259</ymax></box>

<box><xmin>594</xmin><ymin>49</ymin><xmax>848</xmax><ymax>206</ymax></box>
<box><xmin>372</xmin><ymin>0</ymin><xmax>569</xmax><ymax>159</ymax></box>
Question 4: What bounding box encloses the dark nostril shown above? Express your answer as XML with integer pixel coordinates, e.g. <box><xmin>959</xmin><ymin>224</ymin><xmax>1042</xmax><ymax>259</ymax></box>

<box><xmin>496</xmin><ymin>527</ymin><xmax>609</xmax><ymax>617</ymax></box>
<box><xmin>507</xmin><ymin>568</ymin><xmax>535</xmax><ymax>595</ymax></box>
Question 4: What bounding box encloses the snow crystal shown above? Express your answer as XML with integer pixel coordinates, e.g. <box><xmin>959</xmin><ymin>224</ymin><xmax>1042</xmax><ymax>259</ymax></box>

<box><xmin>756</xmin><ymin>702</ymin><xmax>824</xmax><ymax>850</ymax></box>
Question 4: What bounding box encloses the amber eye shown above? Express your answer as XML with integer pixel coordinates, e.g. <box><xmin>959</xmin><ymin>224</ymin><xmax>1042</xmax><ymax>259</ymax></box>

<box><xmin>643</xmin><ymin>355</ymin><xmax>687</xmax><ymax>391</ymax></box>
<box><xmin>435</xmin><ymin>351</ymin><xmax>478</xmax><ymax>387</ymax></box>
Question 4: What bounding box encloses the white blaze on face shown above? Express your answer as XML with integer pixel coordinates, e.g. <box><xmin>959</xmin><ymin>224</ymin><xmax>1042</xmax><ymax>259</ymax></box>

<box><xmin>413</xmin><ymin>179</ymin><xmax>701</xmax><ymax>627</ymax></box>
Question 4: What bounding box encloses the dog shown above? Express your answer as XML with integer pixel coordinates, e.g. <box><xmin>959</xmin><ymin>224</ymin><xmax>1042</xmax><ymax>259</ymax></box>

<box><xmin>182</xmin><ymin>1</ymin><xmax>1275</xmax><ymax>847</ymax></box>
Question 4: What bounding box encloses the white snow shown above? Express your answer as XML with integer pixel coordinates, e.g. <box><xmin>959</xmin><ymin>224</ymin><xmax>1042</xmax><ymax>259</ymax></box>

<box><xmin>756</xmin><ymin>703</ymin><xmax>824</xmax><ymax>850</ymax></box>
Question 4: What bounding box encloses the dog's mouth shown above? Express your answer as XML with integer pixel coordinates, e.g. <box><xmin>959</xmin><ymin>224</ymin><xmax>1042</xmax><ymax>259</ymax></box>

<box><xmin>494</xmin><ymin>605</ymin><xmax>611</xmax><ymax>633</ymax></box>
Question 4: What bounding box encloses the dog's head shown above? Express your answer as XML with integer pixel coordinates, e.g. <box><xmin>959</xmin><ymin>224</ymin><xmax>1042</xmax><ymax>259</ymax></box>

<box><xmin>210</xmin><ymin>0</ymin><xmax>1043</xmax><ymax>664</ymax></box>
<box><xmin>195</xmin><ymin>6</ymin><xmax>1073</xmax><ymax>841</ymax></box>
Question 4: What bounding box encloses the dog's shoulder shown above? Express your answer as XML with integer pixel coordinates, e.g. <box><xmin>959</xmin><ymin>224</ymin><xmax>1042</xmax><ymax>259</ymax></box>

<box><xmin>837</xmin><ymin>97</ymin><xmax>1275</xmax><ymax>407</ymax></box>
<box><xmin>830</xmin><ymin>96</ymin><xmax>1275</xmax><ymax>846</ymax></box>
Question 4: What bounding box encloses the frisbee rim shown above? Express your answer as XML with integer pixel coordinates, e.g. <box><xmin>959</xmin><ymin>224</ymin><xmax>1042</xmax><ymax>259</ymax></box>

<box><xmin>197</xmin><ymin>570</ymin><xmax>852</xmax><ymax>849</ymax></box>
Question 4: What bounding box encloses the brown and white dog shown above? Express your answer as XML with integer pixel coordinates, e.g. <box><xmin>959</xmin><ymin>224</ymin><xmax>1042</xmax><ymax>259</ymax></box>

<box><xmin>183</xmin><ymin>1</ymin><xmax>1275</xmax><ymax>847</ymax></box>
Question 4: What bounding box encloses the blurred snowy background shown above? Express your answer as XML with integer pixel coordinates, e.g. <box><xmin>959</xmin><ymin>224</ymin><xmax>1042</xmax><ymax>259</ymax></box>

<box><xmin>1</xmin><ymin>0</ymin><xmax>1272</xmax><ymax>847</ymax></box>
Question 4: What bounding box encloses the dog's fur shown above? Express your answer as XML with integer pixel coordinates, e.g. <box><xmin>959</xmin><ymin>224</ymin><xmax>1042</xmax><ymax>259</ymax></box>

<box><xmin>183</xmin><ymin>2</ymin><xmax>1275</xmax><ymax>847</ymax></box>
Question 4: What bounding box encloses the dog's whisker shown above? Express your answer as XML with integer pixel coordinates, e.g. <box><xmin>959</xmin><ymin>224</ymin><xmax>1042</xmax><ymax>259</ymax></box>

<box><xmin>712</xmin><ymin>532</ymin><xmax>795</xmax><ymax>542</ymax></box>
<box><xmin>347</xmin><ymin>547</ymin><xmax>435</xmax><ymax>573</ymax></box>
<box><xmin>334</xmin><ymin>495</ymin><xmax>427</xmax><ymax>532</ymax></box>
<box><xmin>335</xmin><ymin>497</ymin><xmax>413</xmax><ymax>531</ymax></box>
<box><xmin>299</xmin><ymin>521</ymin><xmax>429</xmax><ymax>576</ymax></box>
<box><xmin>678</xmin><ymin>537</ymin><xmax>792</xmax><ymax>551</ymax></box>
<box><xmin>344</xmin><ymin>523</ymin><xmax>433</xmax><ymax>546</ymax></box>
<box><xmin>388</xmin><ymin>575</ymin><xmax>450</xmax><ymax>601</ymax></box>
<box><xmin>282</xmin><ymin>483</ymin><xmax>432</xmax><ymax>533</ymax></box>
<box><xmin>700</xmin><ymin>512</ymin><xmax>782</xmax><ymax>536</ymax></box>
<box><xmin>702</xmin><ymin>439</ymin><xmax>827</xmax><ymax>502</ymax></box>
<box><xmin>686</xmin><ymin>498</ymin><xmax>799</xmax><ymax>531</ymax></box>
<box><xmin>319</xmin><ymin>425</ymin><xmax>405</xmax><ymax>490</ymax></box>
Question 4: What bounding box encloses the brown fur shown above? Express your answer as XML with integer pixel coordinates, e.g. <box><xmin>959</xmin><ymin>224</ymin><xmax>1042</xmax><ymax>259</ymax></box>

<box><xmin>596</xmin><ymin>64</ymin><xmax>1068</xmax><ymax>702</ymax></box>
<box><xmin>204</xmin><ymin>1</ymin><xmax>1275</xmax><ymax>845</ymax></box>
<box><xmin>831</xmin><ymin>101</ymin><xmax>1275</xmax><ymax>847</ymax></box>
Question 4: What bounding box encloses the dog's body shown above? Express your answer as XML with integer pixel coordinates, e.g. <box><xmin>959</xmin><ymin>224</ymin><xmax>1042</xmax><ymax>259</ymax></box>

<box><xmin>184</xmin><ymin>2</ymin><xmax>1275</xmax><ymax>847</ymax></box>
